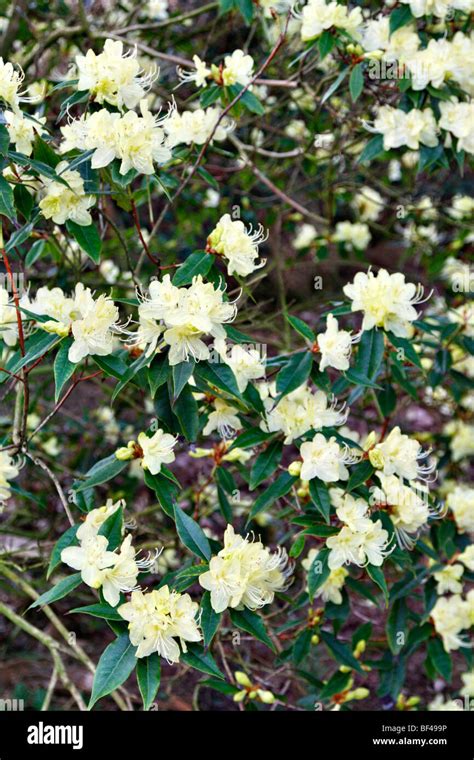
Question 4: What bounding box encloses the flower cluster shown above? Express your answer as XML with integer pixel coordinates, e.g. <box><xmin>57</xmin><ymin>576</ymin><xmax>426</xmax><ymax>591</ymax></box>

<box><xmin>118</xmin><ymin>586</ymin><xmax>201</xmax><ymax>661</ymax></box>
<box><xmin>115</xmin><ymin>428</ymin><xmax>177</xmax><ymax>475</ymax></box>
<box><xmin>298</xmin><ymin>0</ymin><xmax>363</xmax><ymax>42</ymax></box>
<box><xmin>431</xmin><ymin>592</ymin><xmax>474</xmax><ymax>652</ymax></box>
<box><xmin>134</xmin><ymin>274</ymin><xmax>236</xmax><ymax>365</ymax></box>
<box><xmin>61</xmin><ymin>500</ymin><xmax>155</xmax><ymax>607</ymax></box>
<box><xmin>207</xmin><ymin>213</ymin><xmax>267</xmax><ymax>277</ymax></box>
<box><xmin>30</xmin><ymin>283</ymin><xmax>119</xmax><ymax>363</ymax></box>
<box><xmin>261</xmin><ymin>384</ymin><xmax>348</xmax><ymax>444</ymax></box>
<box><xmin>60</xmin><ymin>101</ymin><xmax>171</xmax><ymax>176</ymax></box>
<box><xmin>199</xmin><ymin>524</ymin><xmax>291</xmax><ymax>613</ymax></box>
<box><xmin>325</xmin><ymin>489</ymin><xmax>392</xmax><ymax>569</ymax></box>
<box><xmin>75</xmin><ymin>39</ymin><xmax>157</xmax><ymax>110</ymax></box>
<box><xmin>38</xmin><ymin>162</ymin><xmax>95</xmax><ymax>226</ymax></box>
<box><xmin>343</xmin><ymin>268</ymin><xmax>428</xmax><ymax>337</ymax></box>
<box><xmin>179</xmin><ymin>49</ymin><xmax>254</xmax><ymax>89</ymax></box>
<box><xmin>300</xmin><ymin>433</ymin><xmax>359</xmax><ymax>483</ymax></box>
<box><xmin>163</xmin><ymin>106</ymin><xmax>234</xmax><ymax>148</ymax></box>
<box><xmin>316</xmin><ymin>313</ymin><xmax>358</xmax><ymax>372</ymax></box>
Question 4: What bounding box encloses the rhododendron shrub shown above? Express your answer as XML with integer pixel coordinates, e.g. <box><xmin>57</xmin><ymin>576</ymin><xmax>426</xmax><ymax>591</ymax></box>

<box><xmin>0</xmin><ymin>0</ymin><xmax>472</xmax><ymax>714</ymax></box>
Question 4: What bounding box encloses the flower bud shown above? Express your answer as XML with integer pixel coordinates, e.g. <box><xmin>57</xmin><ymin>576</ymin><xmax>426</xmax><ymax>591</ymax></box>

<box><xmin>42</xmin><ymin>320</ymin><xmax>70</xmax><ymax>337</ymax></box>
<box><xmin>363</xmin><ymin>431</ymin><xmax>377</xmax><ymax>451</ymax></box>
<box><xmin>363</xmin><ymin>49</ymin><xmax>384</xmax><ymax>61</ymax></box>
<box><xmin>311</xmin><ymin>634</ymin><xmax>320</xmax><ymax>645</ymax></box>
<box><xmin>115</xmin><ymin>445</ymin><xmax>134</xmax><ymax>461</ymax></box>
<box><xmin>368</xmin><ymin>448</ymin><xmax>385</xmax><ymax>470</ymax></box>
<box><xmin>345</xmin><ymin>687</ymin><xmax>369</xmax><ymax>702</ymax></box>
<box><xmin>235</xmin><ymin>671</ymin><xmax>252</xmax><ymax>688</ymax></box>
<box><xmin>258</xmin><ymin>690</ymin><xmax>275</xmax><ymax>704</ymax></box>
<box><xmin>288</xmin><ymin>460</ymin><xmax>302</xmax><ymax>477</ymax></box>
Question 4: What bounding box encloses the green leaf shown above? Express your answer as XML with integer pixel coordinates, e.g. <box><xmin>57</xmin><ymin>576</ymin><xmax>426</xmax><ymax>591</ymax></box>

<box><xmin>172</xmin><ymin>251</ymin><xmax>214</xmax><ymax>287</ymax></box>
<box><xmin>66</xmin><ymin>221</ymin><xmax>102</xmax><ymax>264</ymax></box>
<box><xmin>366</xmin><ymin>564</ymin><xmax>389</xmax><ymax>605</ymax></box>
<box><xmin>418</xmin><ymin>143</ymin><xmax>445</xmax><ymax>174</ymax></box>
<box><xmin>174</xmin><ymin>506</ymin><xmax>211</xmax><ymax>561</ymax></box>
<box><xmin>14</xmin><ymin>184</ymin><xmax>34</xmax><ymax>220</ymax></box>
<box><xmin>194</xmin><ymin>360</ymin><xmax>241</xmax><ymax>399</ymax></box>
<box><xmin>136</xmin><ymin>653</ymin><xmax>161</xmax><ymax>710</ymax></box>
<box><xmin>25</xmin><ymin>239</ymin><xmax>47</xmax><ymax>267</ymax></box>
<box><xmin>89</xmin><ymin>634</ymin><xmax>137</xmax><ymax>708</ymax></box>
<box><xmin>249</xmin><ymin>439</ymin><xmax>282</xmax><ymax>490</ymax></box>
<box><xmin>319</xmin><ymin>670</ymin><xmax>352</xmax><ymax>700</ymax></box>
<box><xmin>173</xmin><ymin>384</ymin><xmax>199</xmax><ymax>441</ymax></box>
<box><xmin>349</xmin><ymin>63</ymin><xmax>364</xmax><ymax>102</ymax></box>
<box><xmin>200</xmin><ymin>591</ymin><xmax>222</xmax><ymax>648</ymax></box>
<box><xmin>148</xmin><ymin>357</ymin><xmax>170</xmax><ymax>398</ymax></box>
<box><xmin>200</xmin><ymin>85</ymin><xmax>221</xmax><ymax>109</ymax></box>
<box><xmin>389</xmin><ymin>5</ymin><xmax>413</xmax><ymax>35</ymax></box>
<box><xmin>309</xmin><ymin>478</ymin><xmax>331</xmax><ymax>524</ymax></box>
<box><xmin>355</xmin><ymin>329</ymin><xmax>385</xmax><ymax>381</ymax></box>
<box><xmin>47</xmin><ymin>524</ymin><xmax>79</xmax><ymax>579</ymax></box>
<box><xmin>73</xmin><ymin>454</ymin><xmax>128</xmax><ymax>493</ymax></box>
<box><xmin>53</xmin><ymin>338</ymin><xmax>76</xmax><ymax>401</ymax></box>
<box><xmin>2</xmin><ymin>332</ymin><xmax>60</xmax><ymax>380</ymax></box>
<box><xmin>318</xmin><ymin>30</ymin><xmax>336</xmax><ymax>61</ymax></box>
<box><xmin>0</xmin><ymin>124</ymin><xmax>10</xmax><ymax>155</ymax></box>
<box><xmin>229</xmin><ymin>608</ymin><xmax>276</xmax><ymax>652</ymax></box>
<box><xmin>171</xmin><ymin>360</ymin><xmax>195</xmax><ymax>401</ymax></box>
<box><xmin>378</xmin><ymin>383</ymin><xmax>397</xmax><ymax>417</ymax></box>
<box><xmin>321</xmin><ymin>68</ymin><xmax>349</xmax><ymax>105</ymax></box>
<box><xmin>144</xmin><ymin>471</ymin><xmax>177</xmax><ymax>518</ymax></box>
<box><xmin>68</xmin><ymin>603</ymin><xmax>123</xmax><ymax>620</ymax></box>
<box><xmin>0</xmin><ymin>175</ymin><xmax>16</xmax><ymax>220</ymax></box>
<box><xmin>345</xmin><ymin>368</ymin><xmax>382</xmax><ymax>389</ymax></box>
<box><xmin>358</xmin><ymin>134</ymin><xmax>385</xmax><ymax>164</ymax></box>
<box><xmin>197</xmin><ymin>166</ymin><xmax>219</xmax><ymax>191</ymax></box>
<box><xmin>4</xmin><ymin>219</ymin><xmax>34</xmax><ymax>252</ymax></box>
<box><xmin>307</xmin><ymin>547</ymin><xmax>330</xmax><ymax>602</ymax></box>
<box><xmin>98</xmin><ymin>504</ymin><xmax>123</xmax><ymax>550</ymax></box>
<box><xmin>386</xmin><ymin>599</ymin><xmax>408</xmax><ymax>655</ymax></box>
<box><xmin>181</xmin><ymin>643</ymin><xmax>225</xmax><ymax>679</ymax></box>
<box><xmin>289</xmin><ymin>533</ymin><xmax>306</xmax><ymax>559</ymax></box>
<box><xmin>112</xmin><ymin>350</ymin><xmax>150</xmax><ymax>402</ymax></box>
<box><xmin>427</xmin><ymin>637</ymin><xmax>452</xmax><ymax>682</ymax></box>
<box><xmin>287</xmin><ymin>315</ymin><xmax>315</xmax><ymax>343</ymax></box>
<box><xmin>217</xmin><ymin>483</ymin><xmax>232</xmax><ymax>522</ymax></box>
<box><xmin>275</xmin><ymin>351</ymin><xmax>313</xmax><ymax>400</ymax></box>
<box><xmin>387</xmin><ymin>331</ymin><xmax>423</xmax><ymax>369</ymax></box>
<box><xmin>247</xmin><ymin>472</ymin><xmax>297</xmax><ymax>522</ymax></box>
<box><xmin>293</xmin><ymin>628</ymin><xmax>313</xmax><ymax>665</ymax></box>
<box><xmin>33</xmin><ymin>135</ymin><xmax>60</xmax><ymax>168</ymax></box>
<box><xmin>29</xmin><ymin>573</ymin><xmax>82</xmax><ymax>610</ymax></box>
<box><xmin>320</xmin><ymin>631</ymin><xmax>363</xmax><ymax>673</ymax></box>
<box><xmin>229</xmin><ymin>428</ymin><xmax>273</xmax><ymax>450</ymax></box>
<box><xmin>346</xmin><ymin>460</ymin><xmax>375</xmax><ymax>492</ymax></box>
<box><xmin>93</xmin><ymin>353</ymin><xmax>128</xmax><ymax>380</ymax></box>
<box><xmin>236</xmin><ymin>0</ymin><xmax>254</xmax><ymax>24</ymax></box>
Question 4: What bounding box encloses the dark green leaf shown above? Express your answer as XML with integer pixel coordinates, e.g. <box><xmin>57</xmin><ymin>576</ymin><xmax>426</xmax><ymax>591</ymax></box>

<box><xmin>136</xmin><ymin>653</ymin><xmax>161</xmax><ymax>710</ymax></box>
<box><xmin>174</xmin><ymin>506</ymin><xmax>211</xmax><ymax>561</ymax></box>
<box><xmin>172</xmin><ymin>252</ymin><xmax>214</xmax><ymax>287</ymax></box>
<box><xmin>66</xmin><ymin>221</ymin><xmax>101</xmax><ymax>263</ymax></box>
<box><xmin>29</xmin><ymin>573</ymin><xmax>82</xmax><ymax>610</ymax></box>
<box><xmin>229</xmin><ymin>608</ymin><xmax>276</xmax><ymax>652</ymax></box>
<box><xmin>89</xmin><ymin>634</ymin><xmax>137</xmax><ymax>708</ymax></box>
